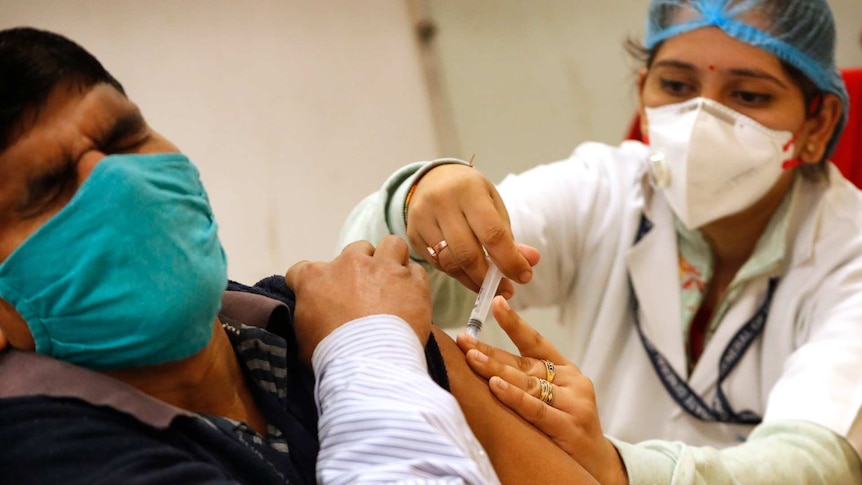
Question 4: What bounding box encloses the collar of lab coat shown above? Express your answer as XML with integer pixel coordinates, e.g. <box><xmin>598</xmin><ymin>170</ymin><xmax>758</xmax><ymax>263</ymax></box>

<box><xmin>625</xmin><ymin>173</ymin><xmax>687</xmax><ymax>379</ymax></box>
<box><xmin>623</xmin><ymin>169</ymin><xmax>826</xmax><ymax>392</ymax></box>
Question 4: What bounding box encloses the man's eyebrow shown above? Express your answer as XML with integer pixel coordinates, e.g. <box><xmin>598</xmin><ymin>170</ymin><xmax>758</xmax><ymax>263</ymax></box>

<box><xmin>101</xmin><ymin>111</ymin><xmax>145</xmax><ymax>148</ymax></box>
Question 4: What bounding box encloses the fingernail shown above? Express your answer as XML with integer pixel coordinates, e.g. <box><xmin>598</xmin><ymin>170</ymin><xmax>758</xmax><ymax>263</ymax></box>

<box><xmin>519</xmin><ymin>270</ymin><xmax>532</xmax><ymax>283</ymax></box>
<box><xmin>491</xmin><ymin>376</ymin><xmax>509</xmax><ymax>390</ymax></box>
<box><xmin>500</xmin><ymin>297</ymin><xmax>511</xmax><ymax>311</ymax></box>
<box><xmin>461</xmin><ymin>332</ymin><xmax>477</xmax><ymax>344</ymax></box>
<box><xmin>469</xmin><ymin>349</ymin><xmax>488</xmax><ymax>363</ymax></box>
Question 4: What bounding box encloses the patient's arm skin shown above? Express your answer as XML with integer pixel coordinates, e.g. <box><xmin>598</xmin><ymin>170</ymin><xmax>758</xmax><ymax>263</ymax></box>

<box><xmin>456</xmin><ymin>296</ymin><xmax>627</xmax><ymax>485</ymax></box>
<box><xmin>432</xmin><ymin>326</ymin><xmax>600</xmax><ymax>484</ymax></box>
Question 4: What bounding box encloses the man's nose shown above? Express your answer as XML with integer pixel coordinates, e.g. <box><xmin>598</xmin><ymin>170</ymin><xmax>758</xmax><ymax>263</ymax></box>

<box><xmin>76</xmin><ymin>150</ymin><xmax>106</xmax><ymax>186</ymax></box>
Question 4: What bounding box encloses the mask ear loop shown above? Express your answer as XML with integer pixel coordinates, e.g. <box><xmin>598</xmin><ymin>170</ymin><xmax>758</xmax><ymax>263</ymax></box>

<box><xmin>781</xmin><ymin>94</ymin><xmax>823</xmax><ymax>171</ymax></box>
<box><xmin>781</xmin><ymin>132</ymin><xmax>803</xmax><ymax>170</ymax></box>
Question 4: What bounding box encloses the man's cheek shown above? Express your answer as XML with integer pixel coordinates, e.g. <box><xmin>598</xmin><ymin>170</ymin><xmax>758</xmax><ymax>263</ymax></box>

<box><xmin>0</xmin><ymin>298</ymin><xmax>35</xmax><ymax>350</ymax></box>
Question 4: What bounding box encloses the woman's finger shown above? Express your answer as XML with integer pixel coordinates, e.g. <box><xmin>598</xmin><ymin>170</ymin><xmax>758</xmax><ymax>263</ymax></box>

<box><xmin>464</xmin><ymin>189</ymin><xmax>533</xmax><ymax>285</ymax></box>
<box><xmin>464</xmin><ymin>342</ymin><xmax>567</xmax><ymax>386</ymax></box>
<box><xmin>464</xmin><ymin>347</ymin><xmax>579</xmax><ymax>413</ymax></box>
<box><xmin>456</xmin><ymin>328</ymin><xmax>532</xmax><ymax>371</ymax></box>
<box><xmin>416</xmin><ymin>218</ymin><xmax>485</xmax><ymax>292</ymax></box>
<box><xmin>434</xmin><ymin>212</ymin><xmax>489</xmax><ymax>290</ymax></box>
<box><xmin>487</xmin><ymin>376</ymin><xmax>582</xmax><ymax>454</ymax></box>
<box><xmin>493</xmin><ymin>296</ymin><xmax>569</xmax><ymax>366</ymax></box>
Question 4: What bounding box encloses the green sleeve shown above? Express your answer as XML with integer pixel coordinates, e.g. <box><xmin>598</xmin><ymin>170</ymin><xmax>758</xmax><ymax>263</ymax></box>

<box><xmin>337</xmin><ymin>158</ymin><xmax>479</xmax><ymax>329</ymax></box>
<box><xmin>609</xmin><ymin>420</ymin><xmax>862</xmax><ymax>485</ymax></box>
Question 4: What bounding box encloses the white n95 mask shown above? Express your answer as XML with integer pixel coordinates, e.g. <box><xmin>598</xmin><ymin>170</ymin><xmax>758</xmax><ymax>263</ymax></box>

<box><xmin>645</xmin><ymin>97</ymin><xmax>797</xmax><ymax>229</ymax></box>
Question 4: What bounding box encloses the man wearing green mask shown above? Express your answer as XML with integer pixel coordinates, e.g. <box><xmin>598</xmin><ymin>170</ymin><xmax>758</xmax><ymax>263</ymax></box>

<box><xmin>0</xmin><ymin>27</ymin><xmax>500</xmax><ymax>484</ymax></box>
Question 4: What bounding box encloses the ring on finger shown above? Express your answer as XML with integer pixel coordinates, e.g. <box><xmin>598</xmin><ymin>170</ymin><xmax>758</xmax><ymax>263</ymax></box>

<box><xmin>541</xmin><ymin>359</ymin><xmax>556</xmax><ymax>384</ymax></box>
<box><xmin>426</xmin><ymin>239</ymin><xmax>448</xmax><ymax>261</ymax></box>
<box><xmin>538</xmin><ymin>378</ymin><xmax>554</xmax><ymax>406</ymax></box>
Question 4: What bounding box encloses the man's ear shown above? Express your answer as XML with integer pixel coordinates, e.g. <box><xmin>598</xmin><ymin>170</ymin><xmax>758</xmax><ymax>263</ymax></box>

<box><xmin>800</xmin><ymin>94</ymin><xmax>842</xmax><ymax>163</ymax></box>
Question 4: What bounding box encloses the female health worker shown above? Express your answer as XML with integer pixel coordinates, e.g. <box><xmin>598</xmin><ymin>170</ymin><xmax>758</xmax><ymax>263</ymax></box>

<box><xmin>340</xmin><ymin>0</ymin><xmax>862</xmax><ymax>483</ymax></box>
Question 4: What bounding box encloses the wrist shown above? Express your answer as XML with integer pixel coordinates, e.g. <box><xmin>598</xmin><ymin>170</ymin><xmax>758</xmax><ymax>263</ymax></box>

<box><xmin>402</xmin><ymin>158</ymin><xmax>472</xmax><ymax>230</ymax></box>
<box><xmin>403</xmin><ymin>179</ymin><xmax>419</xmax><ymax>229</ymax></box>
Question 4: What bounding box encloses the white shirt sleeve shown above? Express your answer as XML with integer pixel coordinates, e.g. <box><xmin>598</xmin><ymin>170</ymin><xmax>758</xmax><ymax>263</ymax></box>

<box><xmin>311</xmin><ymin>315</ymin><xmax>500</xmax><ymax>485</ymax></box>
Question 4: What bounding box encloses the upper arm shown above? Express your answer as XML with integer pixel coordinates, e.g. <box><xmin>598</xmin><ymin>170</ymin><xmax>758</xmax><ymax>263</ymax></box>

<box><xmin>432</xmin><ymin>327</ymin><xmax>600</xmax><ymax>484</ymax></box>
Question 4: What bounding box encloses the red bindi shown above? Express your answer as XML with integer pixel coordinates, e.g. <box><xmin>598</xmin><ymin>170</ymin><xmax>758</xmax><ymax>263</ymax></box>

<box><xmin>709</xmin><ymin>65</ymin><xmax>715</xmax><ymax>71</ymax></box>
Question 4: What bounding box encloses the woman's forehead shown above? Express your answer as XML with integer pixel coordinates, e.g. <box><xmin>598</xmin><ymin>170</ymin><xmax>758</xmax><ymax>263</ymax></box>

<box><xmin>654</xmin><ymin>27</ymin><xmax>783</xmax><ymax>73</ymax></box>
<box><xmin>668</xmin><ymin>3</ymin><xmax>772</xmax><ymax>33</ymax></box>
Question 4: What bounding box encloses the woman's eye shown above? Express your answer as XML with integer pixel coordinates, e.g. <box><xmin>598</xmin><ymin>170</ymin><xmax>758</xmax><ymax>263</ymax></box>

<box><xmin>660</xmin><ymin>79</ymin><xmax>692</xmax><ymax>96</ymax></box>
<box><xmin>734</xmin><ymin>91</ymin><xmax>773</xmax><ymax>105</ymax></box>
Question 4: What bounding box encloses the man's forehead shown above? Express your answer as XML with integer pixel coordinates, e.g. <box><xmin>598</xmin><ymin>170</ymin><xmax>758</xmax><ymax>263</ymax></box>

<box><xmin>1</xmin><ymin>83</ymin><xmax>134</xmax><ymax>167</ymax></box>
<box><xmin>4</xmin><ymin>83</ymin><xmax>137</xmax><ymax>153</ymax></box>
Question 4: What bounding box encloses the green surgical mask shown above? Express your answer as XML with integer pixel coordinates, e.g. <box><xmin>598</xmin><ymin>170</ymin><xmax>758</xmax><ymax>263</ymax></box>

<box><xmin>0</xmin><ymin>153</ymin><xmax>228</xmax><ymax>370</ymax></box>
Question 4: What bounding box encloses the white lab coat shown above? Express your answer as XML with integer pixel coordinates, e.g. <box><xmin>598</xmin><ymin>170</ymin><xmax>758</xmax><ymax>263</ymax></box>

<box><xmin>487</xmin><ymin>140</ymin><xmax>862</xmax><ymax>456</ymax></box>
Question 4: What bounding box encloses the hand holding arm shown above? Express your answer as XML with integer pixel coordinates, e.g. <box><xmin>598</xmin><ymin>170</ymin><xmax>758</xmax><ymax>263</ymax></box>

<box><xmin>434</xmin><ymin>325</ymin><xmax>600</xmax><ymax>485</ymax></box>
<box><xmin>285</xmin><ymin>235</ymin><xmax>432</xmax><ymax>364</ymax></box>
<box><xmin>457</xmin><ymin>295</ymin><xmax>628</xmax><ymax>485</ymax></box>
<box><xmin>285</xmin><ymin>236</ymin><xmax>500</xmax><ymax>483</ymax></box>
<box><xmin>457</xmin><ymin>297</ymin><xmax>862</xmax><ymax>485</ymax></box>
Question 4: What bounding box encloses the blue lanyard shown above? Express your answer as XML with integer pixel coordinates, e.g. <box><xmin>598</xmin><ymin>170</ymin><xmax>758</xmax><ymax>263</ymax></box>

<box><xmin>630</xmin><ymin>215</ymin><xmax>776</xmax><ymax>424</ymax></box>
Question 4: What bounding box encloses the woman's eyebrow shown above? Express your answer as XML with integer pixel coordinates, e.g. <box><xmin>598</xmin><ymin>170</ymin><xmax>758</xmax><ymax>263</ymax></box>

<box><xmin>727</xmin><ymin>68</ymin><xmax>788</xmax><ymax>89</ymax></box>
<box><xmin>652</xmin><ymin>59</ymin><xmax>697</xmax><ymax>71</ymax></box>
<box><xmin>653</xmin><ymin>60</ymin><xmax>789</xmax><ymax>89</ymax></box>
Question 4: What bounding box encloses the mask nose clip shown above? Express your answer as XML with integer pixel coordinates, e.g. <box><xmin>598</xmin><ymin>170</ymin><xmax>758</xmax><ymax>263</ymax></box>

<box><xmin>650</xmin><ymin>152</ymin><xmax>671</xmax><ymax>187</ymax></box>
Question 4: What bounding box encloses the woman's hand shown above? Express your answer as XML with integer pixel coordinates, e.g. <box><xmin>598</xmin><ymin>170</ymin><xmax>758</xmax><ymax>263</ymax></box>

<box><xmin>406</xmin><ymin>164</ymin><xmax>539</xmax><ymax>297</ymax></box>
<box><xmin>456</xmin><ymin>296</ymin><xmax>628</xmax><ymax>485</ymax></box>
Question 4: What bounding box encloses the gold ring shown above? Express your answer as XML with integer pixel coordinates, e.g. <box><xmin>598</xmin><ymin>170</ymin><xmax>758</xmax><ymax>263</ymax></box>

<box><xmin>538</xmin><ymin>378</ymin><xmax>554</xmax><ymax>406</ymax></box>
<box><xmin>426</xmin><ymin>240</ymin><xmax>448</xmax><ymax>260</ymax></box>
<box><xmin>542</xmin><ymin>359</ymin><xmax>556</xmax><ymax>384</ymax></box>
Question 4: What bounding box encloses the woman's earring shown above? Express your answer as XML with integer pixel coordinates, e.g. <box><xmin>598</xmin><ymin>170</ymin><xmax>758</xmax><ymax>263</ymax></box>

<box><xmin>806</xmin><ymin>143</ymin><xmax>816</xmax><ymax>153</ymax></box>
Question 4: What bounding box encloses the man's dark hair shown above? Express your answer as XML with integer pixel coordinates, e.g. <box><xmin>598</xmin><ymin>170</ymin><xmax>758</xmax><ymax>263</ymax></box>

<box><xmin>0</xmin><ymin>27</ymin><xmax>125</xmax><ymax>152</ymax></box>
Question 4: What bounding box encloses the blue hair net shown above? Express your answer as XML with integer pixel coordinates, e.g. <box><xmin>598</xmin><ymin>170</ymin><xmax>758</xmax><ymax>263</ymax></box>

<box><xmin>644</xmin><ymin>0</ymin><xmax>849</xmax><ymax>160</ymax></box>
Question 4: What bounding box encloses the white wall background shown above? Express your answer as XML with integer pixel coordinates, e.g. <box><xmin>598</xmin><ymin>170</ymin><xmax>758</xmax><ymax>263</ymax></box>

<box><xmin>1</xmin><ymin>0</ymin><xmax>439</xmax><ymax>284</ymax></box>
<box><xmin>3</xmin><ymin>1</ymin><xmax>861</xmax><ymax>349</ymax></box>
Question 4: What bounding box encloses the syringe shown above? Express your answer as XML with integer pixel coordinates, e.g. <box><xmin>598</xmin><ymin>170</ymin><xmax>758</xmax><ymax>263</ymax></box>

<box><xmin>466</xmin><ymin>259</ymin><xmax>504</xmax><ymax>338</ymax></box>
